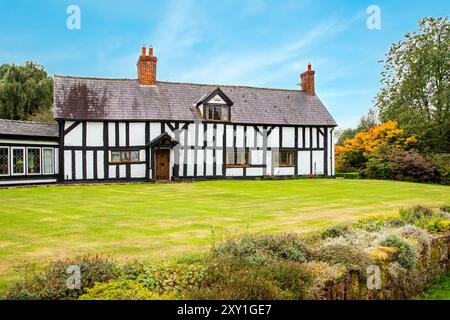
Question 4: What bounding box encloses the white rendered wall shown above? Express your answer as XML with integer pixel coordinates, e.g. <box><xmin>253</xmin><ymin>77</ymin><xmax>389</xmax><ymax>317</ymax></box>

<box><xmin>129</xmin><ymin>122</ymin><xmax>145</xmax><ymax>146</ymax></box>
<box><xmin>298</xmin><ymin>151</ymin><xmax>310</xmax><ymax>175</ymax></box>
<box><xmin>312</xmin><ymin>150</ymin><xmax>324</xmax><ymax>175</ymax></box>
<box><xmin>86</xmin><ymin>122</ymin><xmax>103</xmax><ymax>146</ymax></box>
<box><xmin>65</xmin><ymin>121</ymin><xmax>82</xmax><ymax>146</ymax></box>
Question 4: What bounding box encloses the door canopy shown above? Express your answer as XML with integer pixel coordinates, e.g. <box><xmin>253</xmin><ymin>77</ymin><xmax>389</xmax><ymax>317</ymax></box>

<box><xmin>147</xmin><ymin>132</ymin><xmax>179</xmax><ymax>149</ymax></box>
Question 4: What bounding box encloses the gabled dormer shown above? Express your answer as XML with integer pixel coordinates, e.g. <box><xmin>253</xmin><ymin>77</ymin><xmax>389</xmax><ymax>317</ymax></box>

<box><xmin>196</xmin><ymin>87</ymin><xmax>233</xmax><ymax>122</ymax></box>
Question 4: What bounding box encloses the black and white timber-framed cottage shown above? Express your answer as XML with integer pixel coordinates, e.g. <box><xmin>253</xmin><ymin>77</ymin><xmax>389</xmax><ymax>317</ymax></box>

<box><xmin>0</xmin><ymin>47</ymin><xmax>337</xmax><ymax>186</ymax></box>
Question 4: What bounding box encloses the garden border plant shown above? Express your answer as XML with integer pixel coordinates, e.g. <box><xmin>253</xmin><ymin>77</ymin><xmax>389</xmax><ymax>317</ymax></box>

<box><xmin>4</xmin><ymin>205</ymin><xmax>449</xmax><ymax>300</ymax></box>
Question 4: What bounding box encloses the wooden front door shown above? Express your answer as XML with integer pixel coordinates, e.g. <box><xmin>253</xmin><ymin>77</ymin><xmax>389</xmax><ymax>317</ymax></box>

<box><xmin>155</xmin><ymin>149</ymin><xmax>170</xmax><ymax>181</ymax></box>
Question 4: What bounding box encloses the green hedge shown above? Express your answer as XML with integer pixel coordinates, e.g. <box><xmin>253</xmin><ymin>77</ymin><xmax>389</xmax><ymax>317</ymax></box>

<box><xmin>335</xmin><ymin>172</ymin><xmax>360</xmax><ymax>179</ymax></box>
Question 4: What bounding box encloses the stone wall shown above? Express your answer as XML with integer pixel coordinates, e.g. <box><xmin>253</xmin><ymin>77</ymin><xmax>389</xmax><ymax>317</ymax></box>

<box><xmin>322</xmin><ymin>234</ymin><xmax>449</xmax><ymax>300</ymax></box>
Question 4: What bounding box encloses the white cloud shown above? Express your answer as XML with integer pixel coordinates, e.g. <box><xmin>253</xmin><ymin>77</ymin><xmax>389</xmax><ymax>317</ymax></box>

<box><xmin>175</xmin><ymin>18</ymin><xmax>348</xmax><ymax>85</ymax></box>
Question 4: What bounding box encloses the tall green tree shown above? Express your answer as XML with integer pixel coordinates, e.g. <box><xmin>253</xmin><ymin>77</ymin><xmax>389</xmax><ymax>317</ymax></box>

<box><xmin>0</xmin><ymin>61</ymin><xmax>53</xmax><ymax>121</ymax></box>
<box><xmin>376</xmin><ymin>17</ymin><xmax>450</xmax><ymax>153</ymax></box>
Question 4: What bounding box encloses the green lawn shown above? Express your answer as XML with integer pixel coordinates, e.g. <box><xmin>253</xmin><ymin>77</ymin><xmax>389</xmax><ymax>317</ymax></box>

<box><xmin>0</xmin><ymin>179</ymin><xmax>449</xmax><ymax>291</ymax></box>
<box><xmin>417</xmin><ymin>274</ymin><xmax>450</xmax><ymax>300</ymax></box>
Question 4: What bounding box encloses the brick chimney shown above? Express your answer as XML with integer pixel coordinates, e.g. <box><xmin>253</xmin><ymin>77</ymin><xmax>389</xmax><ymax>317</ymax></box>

<box><xmin>137</xmin><ymin>46</ymin><xmax>157</xmax><ymax>85</ymax></box>
<box><xmin>300</xmin><ymin>63</ymin><xmax>315</xmax><ymax>96</ymax></box>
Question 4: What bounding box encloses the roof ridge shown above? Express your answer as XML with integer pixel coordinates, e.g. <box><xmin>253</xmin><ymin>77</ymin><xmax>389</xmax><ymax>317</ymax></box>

<box><xmin>53</xmin><ymin>75</ymin><xmax>138</xmax><ymax>81</ymax></box>
<box><xmin>53</xmin><ymin>75</ymin><xmax>306</xmax><ymax>93</ymax></box>
<box><xmin>159</xmin><ymin>81</ymin><xmax>305</xmax><ymax>93</ymax></box>
<box><xmin>0</xmin><ymin>118</ymin><xmax>58</xmax><ymax>126</ymax></box>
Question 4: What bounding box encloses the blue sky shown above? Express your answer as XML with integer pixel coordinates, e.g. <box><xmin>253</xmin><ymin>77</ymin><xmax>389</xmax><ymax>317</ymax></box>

<box><xmin>0</xmin><ymin>0</ymin><xmax>448</xmax><ymax>128</ymax></box>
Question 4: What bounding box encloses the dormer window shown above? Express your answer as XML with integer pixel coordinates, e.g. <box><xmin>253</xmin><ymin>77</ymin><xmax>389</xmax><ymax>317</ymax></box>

<box><xmin>205</xmin><ymin>104</ymin><xmax>229</xmax><ymax>121</ymax></box>
<box><xmin>196</xmin><ymin>87</ymin><xmax>233</xmax><ymax>123</ymax></box>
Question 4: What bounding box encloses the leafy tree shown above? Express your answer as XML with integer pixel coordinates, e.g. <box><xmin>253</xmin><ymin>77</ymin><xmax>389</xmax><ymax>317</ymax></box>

<box><xmin>335</xmin><ymin>121</ymin><xmax>416</xmax><ymax>170</ymax></box>
<box><xmin>0</xmin><ymin>61</ymin><xmax>53</xmax><ymax>121</ymax></box>
<box><xmin>363</xmin><ymin>145</ymin><xmax>436</xmax><ymax>183</ymax></box>
<box><xmin>376</xmin><ymin>17</ymin><xmax>450</xmax><ymax>153</ymax></box>
<box><xmin>335</xmin><ymin>108</ymin><xmax>379</xmax><ymax>146</ymax></box>
<box><xmin>27</xmin><ymin>108</ymin><xmax>56</xmax><ymax>124</ymax></box>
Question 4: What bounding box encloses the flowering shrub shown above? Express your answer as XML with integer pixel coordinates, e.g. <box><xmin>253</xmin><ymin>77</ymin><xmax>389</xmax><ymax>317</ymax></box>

<box><xmin>335</xmin><ymin>121</ymin><xmax>416</xmax><ymax>170</ymax></box>
<box><xmin>213</xmin><ymin>233</ymin><xmax>309</xmax><ymax>265</ymax></box>
<box><xmin>6</xmin><ymin>255</ymin><xmax>121</xmax><ymax>300</ymax></box>
<box><xmin>79</xmin><ymin>279</ymin><xmax>175</xmax><ymax>300</ymax></box>
<box><xmin>379</xmin><ymin>235</ymin><xmax>417</xmax><ymax>270</ymax></box>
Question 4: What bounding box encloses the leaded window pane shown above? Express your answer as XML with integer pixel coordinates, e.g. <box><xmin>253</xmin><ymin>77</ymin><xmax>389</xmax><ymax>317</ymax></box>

<box><xmin>111</xmin><ymin>151</ymin><xmax>121</xmax><ymax>162</ymax></box>
<box><xmin>122</xmin><ymin>151</ymin><xmax>130</xmax><ymax>161</ymax></box>
<box><xmin>0</xmin><ymin>148</ymin><xmax>8</xmax><ymax>175</ymax></box>
<box><xmin>28</xmin><ymin>148</ymin><xmax>41</xmax><ymax>174</ymax></box>
<box><xmin>13</xmin><ymin>149</ymin><xmax>25</xmax><ymax>174</ymax></box>
<box><xmin>214</xmin><ymin>106</ymin><xmax>221</xmax><ymax>120</ymax></box>
<box><xmin>131</xmin><ymin>151</ymin><xmax>139</xmax><ymax>162</ymax></box>
<box><xmin>221</xmin><ymin>106</ymin><xmax>229</xmax><ymax>121</ymax></box>
<box><xmin>207</xmin><ymin>107</ymin><xmax>213</xmax><ymax>120</ymax></box>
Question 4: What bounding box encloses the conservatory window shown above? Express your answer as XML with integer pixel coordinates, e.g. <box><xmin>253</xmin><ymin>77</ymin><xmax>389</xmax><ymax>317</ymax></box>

<box><xmin>12</xmin><ymin>148</ymin><xmax>25</xmax><ymax>175</ymax></box>
<box><xmin>43</xmin><ymin>148</ymin><xmax>54</xmax><ymax>174</ymax></box>
<box><xmin>27</xmin><ymin>148</ymin><xmax>41</xmax><ymax>174</ymax></box>
<box><xmin>0</xmin><ymin>147</ymin><xmax>8</xmax><ymax>175</ymax></box>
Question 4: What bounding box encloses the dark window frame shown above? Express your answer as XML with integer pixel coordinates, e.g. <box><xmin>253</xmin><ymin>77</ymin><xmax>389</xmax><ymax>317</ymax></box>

<box><xmin>225</xmin><ymin>148</ymin><xmax>251</xmax><ymax>168</ymax></box>
<box><xmin>204</xmin><ymin>104</ymin><xmax>230</xmax><ymax>122</ymax></box>
<box><xmin>11</xmin><ymin>147</ymin><xmax>25</xmax><ymax>175</ymax></box>
<box><xmin>279</xmin><ymin>149</ymin><xmax>296</xmax><ymax>167</ymax></box>
<box><xmin>27</xmin><ymin>147</ymin><xmax>41</xmax><ymax>175</ymax></box>
<box><xmin>0</xmin><ymin>147</ymin><xmax>9</xmax><ymax>176</ymax></box>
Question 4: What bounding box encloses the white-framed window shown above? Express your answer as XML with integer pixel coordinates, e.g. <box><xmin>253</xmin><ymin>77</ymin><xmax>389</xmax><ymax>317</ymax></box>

<box><xmin>42</xmin><ymin>148</ymin><xmax>54</xmax><ymax>174</ymax></box>
<box><xmin>0</xmin><ymin>147</ymin><xmax>9</xmax><ymax>176</ymax></box>
<box><xmin>27</xmin><ymin>147</ymin><xmax>41</xmax><ymax>175</ymax></box>
<box><xmin>11</xmin><ymin>147</ymin><xmax>25</xmax><ymax>175</ymax></box>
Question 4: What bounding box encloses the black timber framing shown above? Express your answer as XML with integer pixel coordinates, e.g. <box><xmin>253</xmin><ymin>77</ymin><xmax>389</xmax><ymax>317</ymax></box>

<box><xmin>145</xmin><ymin>121</ymin><xmax>150</xmax><ymax>180</ymax></box>
<box><xmin>0</xmin><ymin>134</ymin><xmax>58</xmax><ymax>142</ymax></box>
<box><xmin>0</xmin><ymin>174</ymin><xmax>58</xmax><ymax>182</ymax></box>
<box><xmin>213</xmin><ymin>124</ymin><xmax>217</xmax><ymax>175</ymax></box>
<box><xmin>56</xmin><ymin>120</ymin><xmax>335</xmax><ymax>183</ymax></box>
<box><xmin>294</xmin><ymin>126</ymin><xmax>298</xmax><ymax>176</ymax></box>
<box><xmin>193</xmin><ymin>122</ymin><xmax>199</xmax><ymax>177</ymax></box>
<box><xmin>125</xmin><ymin>122</ymin><xmax>131</xmax><ymax>179</ymax></box>
<box><xmin>203</xmin><ymin>123</ymin><xmax>207</xmax><ymax>176</ymax></box>
<box><xmin>58</xmin><ymin>120</ymin><xmax>65</xmax><ymax>182</ymax></box>
<box><xmin>82</xmin><ymin>122</ymin><xmax>87</xmax><ymax>180</ymax></box>
<box><xmin>222</xmin><ymin>124</ymin><xmax>226</xmax><ymax>175</ymax></box>
<box><xmin>115</xmin><ymin>122</ymin><xmax>119</xmax><ymax>178</ymax></box>
<box><xmin>243</xmin><ymin>125</ymin><xmax>247</xmax><ymax>176</ymax></box>
<box><xmin>309</xmin><ymin>127</ymin><xmax>313</xmax><ymax>174</ymax></box>
<box><xmin>93</xmin><ymin>149</ymin><xmax>98</xmax><ymax>180</ymax></box>
<box><xmin>172</xmin><ymin>122</ymin><xmax>180</xmax><ymax>178</ymax></box>
<box><xmin>71</xmin><ymin>149</ymin><xmax>75</xmax><ymax>180</ymax></box>
<box><xmin>103</xmin><ymin>121</ymin><xmax>109</xmax><ymax>179</ymax></box>
<box><xmin>323</xmin><ymin>128</ymin><xmax>328</xmax><ymax>176</ymax></box>
<box><xmin>63</xmin><ymin>121</ymin><xmax>81</xmax><ymax>136</ymax></box>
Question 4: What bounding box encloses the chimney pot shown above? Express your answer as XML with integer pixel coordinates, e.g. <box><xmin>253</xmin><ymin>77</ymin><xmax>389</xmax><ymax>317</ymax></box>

<box><xmin>137</xmin><ymin>46</ymin><xmax>157</xmax><ymax>85</ymax></box>
<box><xmin>300</xmin><ymin>63</ymin><xmax>315</xmax><ymax>96</ymax></box>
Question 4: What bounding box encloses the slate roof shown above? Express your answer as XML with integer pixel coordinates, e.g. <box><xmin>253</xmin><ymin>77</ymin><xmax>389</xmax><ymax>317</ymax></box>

<box><xmin>0</xmin><ymin>119</ymin><xmax>59</xmax><ymax>138</ymax></box>
<box><xmin>53</xmin><ymin>76</ymin><xmax>337</xmax><ymax>126</ymax></box>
